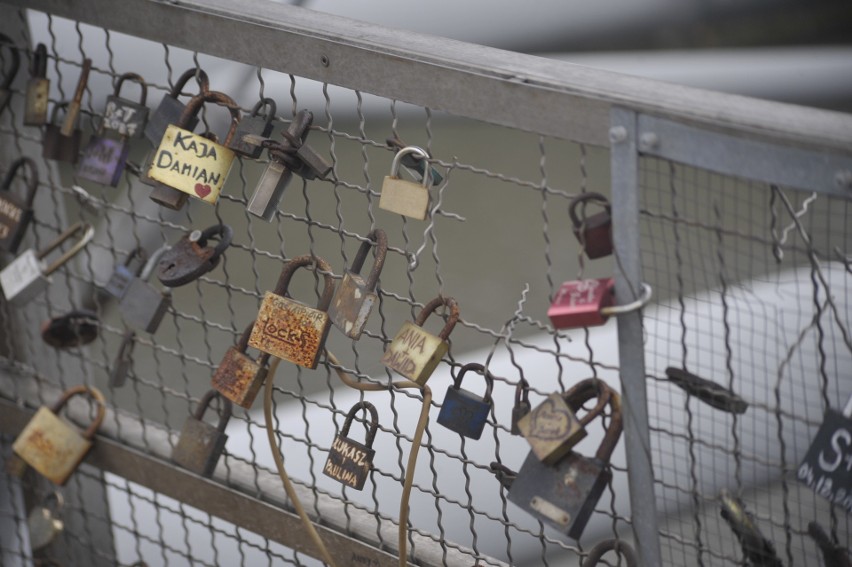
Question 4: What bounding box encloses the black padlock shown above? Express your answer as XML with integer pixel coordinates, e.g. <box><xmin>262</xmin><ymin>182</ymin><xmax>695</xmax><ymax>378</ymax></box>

<box><xmin>511</xmin><ymin>378</ymin><xmax>531</xmax><ymax>436</ymax></box>
<box><xmin>172</xmin><ymin>390</ymin><xmax>232</xmax><ymax>477</ymax></box>
<box><xmin>42</xmin><ymin>102</ymin><xmax>82</xmax><ymax>164</ymax></box>
<box><xmin>102</xmin><ymin>72</ymin><xmax>149</xmax><ymax>139</ymax></box>
<box><xmin>665</xmin><ymin>367</ymin><xmax>748</xmax><ymax>414</ymax></box>
<box><xmin>437</xmin><ymin>362</ymin><xmax>495</xmax><ymax>440</ymax></box>
<box><xmin>0</xmin><ymin>34</ymin><xmax>19</xmax><ymax>116</ymax></box>
<box><xmin>157</xmin><ymin>224</ymin><xmax>233</xmax><ymax>287</ymax></box>
<box><xmin>144</xmin><ymin>67</ymin><xmax>209</xmax><ymax>146</ymax></box>
<box><xmin>109</xmin><ymin>330</ymin><xmax>135</xmax><ymax>388</ymax></box>
<box><xmin>323</xmin><ymin>401</ymin><xmax>378</xmax><ymax>490</ymax></box>
<box><xmin>40</xmin><ymin>310</ymin><xmax>99</xmax><ymax>349</ymax></box>
<box><xmin>0</xmin><ymin>157</ymin><xmax>38</xmax><ymax>254</ymax></box>
<box><xmin>228</xmin><ymin>97</ymin><xmax>276</xmax><ymax>159</ymax></box>
<box><xmin>569</xmin><ymin>192</ymin><xmax>613</xmax><ymax>259</ymax></box>
<box><xmin>103</xmin><ymin>247</ymin><xmax>147</xmax><ymax>300</ymax></box>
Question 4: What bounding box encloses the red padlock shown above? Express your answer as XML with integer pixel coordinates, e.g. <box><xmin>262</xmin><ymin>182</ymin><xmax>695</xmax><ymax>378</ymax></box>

<box><xmin>547</xmin><ymin>278</ymin><xmax>614</xmax><ymax>329</ymax></box>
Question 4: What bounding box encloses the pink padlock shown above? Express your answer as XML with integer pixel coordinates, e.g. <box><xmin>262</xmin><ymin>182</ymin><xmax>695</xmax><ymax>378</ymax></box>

<box><xmin>548</xmin><ymin>278</ymin><xmax>614</xmax><ymax>329</ymax></box>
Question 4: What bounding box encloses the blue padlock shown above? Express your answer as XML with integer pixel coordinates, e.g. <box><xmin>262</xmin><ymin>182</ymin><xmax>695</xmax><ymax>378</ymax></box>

<box><xmin>437</xmin><ymin>362</ymin><xmax>495</xmax><ymax>440</ymax></box>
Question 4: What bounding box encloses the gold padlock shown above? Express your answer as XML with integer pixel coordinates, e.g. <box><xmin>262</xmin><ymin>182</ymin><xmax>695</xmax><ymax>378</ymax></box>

<box><xmin>13</xmin><ymin>385</ymin><xmax>106</xmax><ymax>485</ymax></box>
<box><xmin>379</xmin><ymin>146</ymin><xmax>433</xmax><ymax>220</ymax></box>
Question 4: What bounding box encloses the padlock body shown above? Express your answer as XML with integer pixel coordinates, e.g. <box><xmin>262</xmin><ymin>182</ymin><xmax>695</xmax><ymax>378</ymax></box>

<box><xmin>103</xmin><ymin>265</ymin><xmax>136</xmax><ymax>300</ymax></box>
<box><xmin>328</xmin><ymin>271</ymin><xmax>377</xmax><ymax>340</ymax></box>
<box><xmin>211</xmin><ymin>347</ymin><xmax>269</xmax><ymax>408</ymax></box>
<box><xmin>548</xmin><ymin>278</ymin><xmax>614</xmax><ymax>330</ymax></box>
<box><xmin>511</xmin><ymin>401</ymin><xmax>531</xmax><ymax>436</ymax></box>
<box><xmin>381</xmin><ymin>321</ymin><xmax>448</xmax><ymax>386</ymax></box>
<box><xmin>0</xmin><ymin>249</ymin><xmax>48</xmax><ymax>305</ymax></box>
<box><xmin>144</xmin><ymin>96</ymin><xmax>197</xmax><ymax>146</ymax></box>
<box><xmin>508</xmin><ymin>450</ymin><xmax>610</xmax><ymax>540</ymax></box>
<box><xmin>12</xmin><ymin>407</ymin><xmax>92</xmax><ymax>485</ymax></box>
<box><xmin>24</xmin><ymin>78</ymin><xmax>50</xmax><ymax>126</ymax></box>
<box><xmin>379</xmin><ymin>176</ymin><xmax>429</xmax><ymax>220</ymax></box>
<box><xmin>249</xmin><ymin>292</ymin><xmax>331</xmax><ymax>369</ymax></box>
<box><xmin>573</xmin><ymin>211</ymin><xmax>613</xmax><ymax>259</ymax></box>
<box><xmin>797</xmin><ymin>408</ymin><xmax>852</xmax><ymax>514</ymax></box>
<box><xmin>227</xmin><ymin>115</ymin><xmax>273</xmax><ymax>159</ymax></box>
<box><xmin>119</xmin><ymin>278</ymin><xmax>171</xmax><ymax>333</ymax></box>
<box><xmin>42</xmin><ymin>125</ymin><xmax>81</xmax><ymax>164</ymax></box>
<box><xmin>77</xmin><ymin>135</ymin><xmax>129</xmax><ymax>187</ymax></box>
<box><xmin>437</xmin><ymin>387</ymin><xmax>491</xmax><ymax>440</ymax></box>
<box><xmin>172</xmin><ymin>417</ymin><xmax>228</xmax><ymax>477</ymax></box>
<box><xmin>517</xmin><ymin>393</ymin><xmax>586</xmax><ymax>464</ymax></box>
<box><xmin>156</xmin><ymin>237</ymin><xmax>217</xmax><ymax>287</ymax></box>
<box><xmin>109</xmin><ymin>355</ymin><xmax>132</xmax><ymax>388</ymax></box>
<box><xmin>148</xmin><ymin>125</ymin><xmax>235</xmax><ymax>205</ymax></box>
<box><xmin>102</xmin><ymin>95</ymin><xmax>149</xmax><ymax>138</ymax></box>
<box><xmin>323</xmin><ymin>434</ymin><xmax>375</xmax><ymax>490</ymax></box>
<box><xmin>294</xmin><ymin>144</ymin><xmax>332</xmax><ymax>180</ymax></box>
<box><xmin>27</xmin><ymin>507</ymin><xmax>64</xmax><ymax>551</ymax></box>
<box><xmin>0</xmin><ymin>191</ymin><xmax>32</xmax><ymax>254</ymax></box>
<box><xmin>247</xmin><ymin>160</ymin><xmax>292</xmax><ymax>221</ymax></box>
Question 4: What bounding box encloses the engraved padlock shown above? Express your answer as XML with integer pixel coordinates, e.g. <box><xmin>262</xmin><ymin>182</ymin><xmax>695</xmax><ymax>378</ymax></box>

<box><xmin>517</xmin><ymin>378</ymin><xmax>611</xmax><ymax>465</ymax></box>
<box><xmin>228</xmin><ymin>97</ymin><xmax>276</xmax><ymax>158</ymax></box>
<box><xmin>109</xmin><ymin>330</ymin><xmax>135</xmax><ymax>388</ymax></box>
<box><xmin>548</xmin><ymin>278</ymin><xmax>615</xmax><ymax>330</ymax></box>
<box><xmin>511</xmin><ymin>378</ymin><xmax>531</xmax><ymax>436</ymax></box>
<box><xmin>569</xmin><ymin>193</ymin><xmax>613</xmax><ymax>259</ymax></box>
<box><xmin>211</xmin><ymin>320</ymin><xmax>270</xmax><ymax>409</ymax></box>
<box><xmin>27</xmin><ymin>492</ymin><xmax>64</xmax><ymax>551</ymax></box>
<box><xmin>144</xmin><ymin>67</ymin><xmax>209</xmax><ymax>146</ymax></box>
<box><xmin>13</xmin><ymin>385</ymin><xmax>106</xmax><ymax>485</ymax></box>
<box><xmin>103</xmin><ymin>247</ymin><xmax>147</xmax><ymax>300</ymax></box>
<box><xmin>76</xmin><ymin>120</ymin><xmax>131</xmax><ymax>187</ymax></box>
<box><xmin>323</xmin><ymin>401</ymin><xmax>378</xmax><ymax>490</ymax></box>
<box><xmin>157</xmin><ymin>224</ymin><xmax>232</xmax><ymax>287</ymax></box>
<box><xmin>41</xmin><ymin>309</ymin><xmax>99</xmax><ymax>348</ymax></box>
<box><xmin>381</xmin><ymin>295</ymin><xmax>459</xmax><ymax>386</ymax></box>
<box><xmin>42</xmin><ymin>103</ymin><xmax>82</xmax><ymax>164</ymax></box>
<box><xmin>0</xmin><ymin>222</ymin><xmax>94</xmax><ymax>305</ymax></box>
<box><xmin>102</xmin><ymin>72</ymin><xmax>149</xmax><ymax>138</ymax></box>
<box><xmin>386</xmin><ymin>136</ymin><xmax>443</xmax><ymax>186</ymax></box>
<box><xmin>148</xmin><ymin>90</ymin><xmax>240</xmax><ymax>207</ymax></box>
<box><xmin>0</xmin><ymin>34</ymin><xmax>19</xmax><ymax>116</ymax></box>
<box><xmin>248</xmin><ymin>254</ymin><xmax>335</xmax><ymax>369</ymax></box>
<box><xmin>507</xmin><ymin>383</ymin><xmax>622</xmax><ymax>539</ymax></box>
<box><xmin>328</xmin><ymin>228</ymin><xmax>387</xmax><ymax>339</ymax></box>
<box><xmin>60</xmin><ymin>58</ymin><xmax>91</xmax><ymax>137</ymax></box>
<box><xmin>24</xmin><ymin>43</ymin><xmax>50</xmax><ymax>126</ymax></box>
<box><xmin>379</xmin><ymin>146</ymin><xmax>433</xmax><ymax>220</ymax></box>
<box><xmin>0</xmin><ymin>157</ymin><xmax>39</xmax><ymax>254</ymax></box>
<box><xmin>120</xmin><ymin>244</ymin><xmax>172</xmax><ymax>333</ymax></box>
<box><xmin>437</xmin><ymin>362</ymin><xmax>495</xmax><ymax>440</ymax></box>
<box><xmin>172</xmin><ymin>390</ymin><xmax>232</xmax><ymax>477</ymax></box>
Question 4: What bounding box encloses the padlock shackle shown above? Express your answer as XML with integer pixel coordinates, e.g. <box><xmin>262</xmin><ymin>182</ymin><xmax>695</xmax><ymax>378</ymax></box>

<box><xmin>41</xmin><ymin>490</ymin><xmax>65</xmax><ymax>513</ymax></box>
<box><xmin>237</xmin><ymin>320</ymin><xmax>270</xmax><ymax>367</ymax></box>
<box><xmin>390</xmin><ymin>146</ymin><xmax>431</xmax><ymax>187</ymax></box>
<box><xmin>349</xmin><ymin>228</ymin><xmax>388</xmax><ymax>291</ymax></box>
<box><xmin>139</xmin><ymin>243</ymin><xmax>170</xmax><ymax>281</ymax></box>
<box><xmin>341</xmin><ymin>401</ymin><xmax>379</xmax><ymax>448</ymax></box>
<box><xmin>568</xmin><ymin>192</ymin><xmax>611</xmax><ymax>229</ymax></box>
<box><xmin>169</xmin><ymin>67</ymin><xmax>209</xmax><ymax>99</ymax></box>
<box><xmin>563</xmin><ymin>378</ymin><xmax>612</xmax><ymax>429</ymax></box>
<box><xmin>38</xmin><ymin>222</ymin><xmax>95</xmax><ymax>277</ymax></box>
<box><xmin>583</xmin><ymin>539</ymin><xmax>638</xmax><ymax>567</ymax></box>
<box><xmin>121</xmin><ymin>246</ymin><xmax>148</xmax><ymax>277</ymax></box>
<box><xmin>452</xmin><ymin>362</ymin><xmax>495</xmax><ymax>404</ymax></box>
<box><xmin>415</xmin><ymin>295</ymin><xmax>459</xmax><ymax>340</ymax></box>
<box><xmin>31</xmin><ymin>43</ymin><xmax>48</xmax><ymax>78</ymax></box>
<box><xmin>514</xmin><ymin>378</ymin><xmax>530</xmax><ymax>407</ymax></box>
<box><xmin>596</xmin><ymin>388</ymin><xmax>622</xmax><ymax>463</ymax></box>
<box><xmin>49</xmin><ymin>101</ymin><xmax>69</xmax><ymax>124</ymax></box>
<box><xmin>114</xmin><ymin>330</ymin><xmax>136</xmax><ymax>366</ymax></box>
<box><xmin>1</xmin><ymin>157</ymin><xmax>39</xmax><ymax>208</ymax></box>
<box><xmin>194</xmin><ymin>223</ymin><xmax>233</xmax><ymax>265</ymax></box>
<box><xmin>249</xmin><ymin>97</ymin><xmax>277</xmax><ymax>122</ymax></box>
<box><xmin>114</xmin><ymin>72</ymin><xmax>147</xmax><ymax>106</ymax></box>
<box><xmin>179</xmin><ymin>91</ymin><xmax>241</xmax><ymax>145</ymax></box>
<box><xmin>194</xmin><ymin>390</ymin><xmax>233</xmax><ymax>433</ymax></box>
<box><xmin>0</xmin><ymin>34</ymin><xmax>20</xmax><ymax>89</ymax></box>
<box><xmin>50</xmin><ymin>385</ymin><xmax>106</xmax><ymax>441</ymax></box>
<box><xmin>271</xmin><ymin>254</ymin><xmax>336</xmax><ymax>312</ymax></box>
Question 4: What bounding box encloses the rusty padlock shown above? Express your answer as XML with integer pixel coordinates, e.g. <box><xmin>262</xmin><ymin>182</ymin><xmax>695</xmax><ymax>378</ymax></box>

<box><xmin>328</xmin><ymin>228</ymin><xmax>387</xmax><ymax>339</ymax></box>
<box><xmin>379</xmin><ymin>146</ymin><xmax>433</xmax><ymax>220</ymax></box>
<box><xmin>211</xmin><ymin>320</ymin><xmax>270</xmax><ymax>409</ymax></box>
<box><xmin>172</xmin><ymin>390</ymin><xmax>232</xmax><ymax>477</ymax></box>
<box><xmin>144</xmin><ymin>67</ymin><xmax>209</xmax><ymax>145</ymax></box>
<box><xmin>42</xmin><ymin>103</ymin><xmax>82</xmax><ymax>164</ymax></box>
<box><xmin>227</xmin><ymin>97</ymin><xmax>276</xmax><ymax>158</ymax></box>
<box><xmin>569</xmin><ymin>193</ymin><xmax>613</xmax><ymax>259</ymax></box>
<box><xmin>381</xmin><ymin>295</ymin><xmax>459</xmax><ymax>386</ymax></box>
<box><xmin>517</xmin><ymin>378</ymin><xmax>610</xmax><ymax>465</ymax></box>
<box><xmin>323</xmin><ymin>401</ymin><xmax>378</xmax><ymax>490</ymax></box>
<box><xmin>511</xmin><ymin>378</ymin><xmax>531</xmax><ymax>436</ymax></box>
<box><xmin>548</xmin><ymin>278</ymin><xmax>614</xmax><ymax>330</ymax></box>
<box><xmin>157</xmin><ymin>224</ymin><xmax>232</xmax><ymax>287</ymax></box>
<box><xmin>248</xmin><ymin>255</ymin><xmax>335</xmax><ymax>370</ymax></box>
<box><xmin>103</xmin><ymin>247</ymin><xmax>147</xmax><ymax>300</ymax></box>
<box><xmin>60</xmin><ymin>58</ymin><xmax>91</xmax><ymax>137</ymax></box>
<box><xmin>101</xmin><ymin>72</ymin><xmax>149</xmax><ymax>138</ymax></box>
<box><xmin>24</xmin><ymin>43</ymin><xmax>50</xmax><ymax>126</ymax></box>
<box><xmin>121</xmin><ymin>244</ymin><xmax>173</xmax><ymax>333</ymax></box>
<box><xmin>27</xmin><ymin>491</ymin><xmax>65</xmax><ymax>551</ymax></box>
<box><xmin>0</xmin><ymin>34</ymin><xmax>19</xmax><ymax>116</ymax></box>
<box><xmin>41</xmin><ymin>310</ymin><xmax>99</xmax><ymax>348</ymax></box>
<box><xmin>0</xmin><ymin>157</ymin><xmax>39</xmax><ymax>254</ymax></box>
<box><xmin>13</xmin><ymin>385</ymin><xmax>106</xmax><ymax>485</ymax></box>
<box><xmin>109</xmin><ymin>331</ymin><xmax>136</xmax><ymax>388</ymax></box>
<box><xmin>437</xmin><ymin>362</ymin><xmax>495</xmax><ymax>440</ymax></box>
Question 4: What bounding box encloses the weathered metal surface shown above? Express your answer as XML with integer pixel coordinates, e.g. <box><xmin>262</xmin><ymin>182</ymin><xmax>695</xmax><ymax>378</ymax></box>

<box><xmin>59</xmin><ymin>58</ymin><xmax>90</xmax><ymax>137</ymax></box>
<box><xmin>119</xmin><ymin>278</ymin><xmax>171</xmax><ymax>333</ymax></box>
<box><xmin>547</xmin><ymin>278</ymin><xmax>614</xmax><ymax>329</ymax></box>
<box><xmin>227</xmin><ymin>97</ymin><xmax>275</xmax><ymax>158</ymax></box>
<box><xmin>379</xmin><ymin>174</ymin><xmax>430</xmax><ymax>220</ymax></box>
<box><xmin>143</xmin><ymin>68</ymin><xmax>208</xmax><ymax>145</ymax></box>
<box><xmin>172</xmin><ymin>391</ymin><xmax>232</xmax><ymax>477</ymax></box>
<box><xmin>210</xmin><ymin>347</ymin><xmax>268</xmax><ymax>408</ymax></box>
<box><xmin>102</xmin><ymin>72</ymin><xmax>149</xmax><ymax>138</ymax></box>
<box><xmin>569</xmin><ymin>192</ymin><xmax>613</xmax><ymax>259</ymax></box>
<box><xmin>249</xmin><ymin>292</ymin><xmax>331</xmax><ymax>369</ymax></box>
<box><xmin>77</xmin><ymin>135</ymin><xmax>129</xmax><ymax>187</ymax></box>
<box><xmin>719</xmin><ymin>491</ymin><xmax>783</xmax><ymax>567</ymax></box>
<box><xmin>0</xmin><ymin>249</ymin><xmax>48</xmax><ymax>304</ymax></box>
<box><xmin>436</xmin><ymin>363</ymin><xmax>494</xmax><ymax>440</ymax></box>
<box><xmin>42</xmin><ymin>104</ymin><xmax>81</xmax><ymax>164</ymax></box>
<box><xmin>329</xmin><ymin>272</ymin><xmax>375</xmax><ymax>339</ymax></box>
<box><xmin>156</xmin><ymin>225</ymin><xmax>232</xmax><ymax>287</ymax></box>
<box><xmin>511</xmin><ymin>379</ymin><xmax>531</xmax><ymax>436</ymax></box>
<box><xmin>517</xmin><ymin>393</ymin><xmax>586</xmax><ymax>464</ymax></box>
<box><xmin>664</xmin><ymin>367</ymin><xmax>748</xmax><ymax>414</ymax></box>
<box><xmin>381</xmin><ymin>321</ymin><xmax>448</xmax><ymax>386</ymax></box>
<box><xmin>12</xmin><ymin>408</ymin><xmax>93</xmax><ymax>485</ymax></box>
<box><xmin>24</xmin><ymin>44</ymin><xmax>49</xmax><ymax>125</ymax></box>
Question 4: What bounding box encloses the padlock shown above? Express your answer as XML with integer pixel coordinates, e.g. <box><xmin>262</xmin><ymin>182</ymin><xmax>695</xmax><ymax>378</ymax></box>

<box><xmin>720</xmin><ymin>491</ymin><xmax>783</xmax><ymax>567</ymax></box>
<box><xmin>248</xmin><ymin>254</ymin><xmax>335</xmax><ymax>369</ymax></box>
<box><xmin>172</xmin><ymin>390</ymin><xmax>232</xmax><ymax>477</ymax></box>
<box><xmin>328</xmin><ymin>228</ymin><xmax>388</xmax><ymax>339</ymax></box>
<box><xmin>381</xmin><ymin>295</ymin><xmax>459</xmax><ymax>386</ymax></box>
<box><xmin>379</xmin><ymin>146</ymin><xmax>433</xmax><ymax>220</ymax></box>
<box><xmin>279</xmin><ymin>122</ymin><xmax>332</xmax><ymax>181</ymax></box>
<box><xmin>76</xmin><ymin>122</ymin><xmax>130</xmax><ymax>187</ymax></box>
<box><xmin>144</xmin><ymin>67</ymin><xmax>209</xmax><ymax>146</ymax></box>
<box><xmin>27</xmin><ymin>492</ymin><xmax>64</xmax><ymax>551</ymax></box>
<box><xmin>664</xmin><ymin>367</ymin><xmax>748</xmax><ymax>414</ymax></box>
<box><xmin>511</xmin><ymin>379</ymin><xmax>531</xmax><ymax>436</ymax></box>
<box><xmin>24</xmin><ymin>43</ymin><xmax>50</xmax><ymax>126</ymax></box>
<box><xmin>228</xmin><ymin>97</ymin><xmax>276</xmax><ymax>158</ymax></box>
<box><xmin>507</xmin><ymin>384</ymin><xmax>622</xmax><ymax>539</ymax></box>
<box><xmin>797</xmin><ymin>393</ymin><xmax>852</xmax><ymax>514</ymax></box>
<box><xmin>517</xmin><ymin>378</ymin><xmax>610</xmax><ymax>465</ymax></box>
<box><xmin>147</xmin><ymin>90</ymin><xmax>240</xmax><ymax>207</ymax></box>
<box><xmin>103</xmin><ymin>247</ymin><xmax>147</xmax><ymax>300</ymax></box>
<box><xmin>0</xmin><ymin>34</ymin><xmax>19</xmax><ymax>116</ymax></box>
<box><xmin>211</xmin><ymin>320</ymin><xmax>270</xmax><ymax>408</ymax></box>
<box><xmin>0</xmin><ymin>222</ymin><xmax>94</xmax><ymax>305</ymax></box>
<box><xmin>807</xmin><ymin>521</ymin><xmax>851</xmax><ymax>567</ymax></box>
<box><xmin>120</xmin><ymin>244</ymin><xmax>173</xmax><ymax>333</ymax></box>
<box><xmin>13</xmin><ymin>385</ymin><xmax>106</xmax><ymax>485</ymax></box>
<box><xmin>0</xmin><ymin>157</ymin><xmax>39</xmax><ymax>254</ymax></box>
<box><xmin>437</xmin><ymin>362</ymin><xmax>495</xmax><ymax>440</ymax></box>
<box><xmin>146</xmin><ymin>130</ymin><xmax>220</xmax><ymax>210</ymax></box>
<box><xmin>157</xmin><ymin>224</ymin><xmax>232</xmax><ymax>287</ymax></box>
<box><xmin>101</xmin><ymin>72</ymin><xmax>149</xmax><ymax>138</ymax></box>
<box><xmin>41</xmin><ymin>309</ymin><xmax>99</xmax><ymax>348</ymax></box>
<box><xmin>569</xmin><ymin>193</ymin><xmax>613</xmax><ymax>259</ymax></box>
<box><xmin>42</xmin><ymin>103</ymin><xmax>82</xmax><ymax>164</ymax></box>
<box><xmin>548</xmin><ymin>278</ymin><xmax>614</xmax><ymax>330</ymax></box>
<box><xmin>386</xmin><ymin>136</ymin><xmax>443</xmax><ymax>186</ymax></box>
<box><xmin>60</xmin><ymin>58</ymin><xmax>91</xmax><ymax>137</ymax></box>
<box><xmin>109</xmin><ymin>331</ymin><xmax>135</xmax><ymax>388</ymax></box>
<box><xmin>323</xmin><ymin>401</ymin><xmax>378</xmax><ymax>490</ymax></box>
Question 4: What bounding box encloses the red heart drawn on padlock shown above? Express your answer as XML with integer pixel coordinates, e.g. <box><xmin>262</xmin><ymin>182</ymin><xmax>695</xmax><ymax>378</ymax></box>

<box><xmin>194</xmin><ymin>183</ymin><xmax>212</xmax><ymax>198</ymax></box>
<box><xmin>529</xmin><ymin>397</ymin><xmax>572</xmax><ymax>440</ymax></box>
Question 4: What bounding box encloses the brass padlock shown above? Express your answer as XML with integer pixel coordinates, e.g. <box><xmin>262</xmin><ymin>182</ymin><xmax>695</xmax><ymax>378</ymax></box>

<box><xmin>101</xmin><ymin>72</ymin><xmax>149</xmax><ymax>139</ymax></box>
<box><xmin>60</xmin><ymin>58</ymin><xmax>91</xmax><ymax>138</ymax></box>
<box><xmin>41</xmin><ymin>310</ymin><xmax>99</xmax><ymax>348</ymax></box>
<box><xmin>211</xmin><ymin>320</ymin><xmax>270</xmax><ymax>409</ymax></box>
<box><xmin>0</xmin><ymin>34</ymin><xmax>19</xmax><ymax>116</ymax></box>
<box><xmin>323</xmin><ymin>401</ymin><xmax>378</xmax><ymax>490</ymax></box>
<box><xmin>27</xmin><ymin>491</ymin><xmax>64</xmax><ymax>551</ymax></box>
<box><xmin>227</xmin><ymin>97</ymin><xmax>276</xmax><ymax>159</ymax></box>
<box><xmin>248</xmin><ymin>254</ymin><xmax>335</xmax><ymax>369</ymax></box>
<box><xmin>13</xmin><ymin>385</ymin><xmax>106</xmax><ymax>485</ymax></box>
<box><xmin>381</xmin><ymin>295</ymin><xmax>459</xmax><ymax>386</ymax></box>
<box><xmin>42</xmin><ymin>103</ymin><xmax>82</xmax><ymax>164</ymax></box>
<box><xmin>109</xmin><ymin>330</ymin><xmax>136</xmax><ymax>388</ymax></box>
<box><xmin>511</xmin><ymin>378</ymin><xmax>531</xmax><ymax>436</ymax></box>
<box><xmin>148</xmin><ymin>91</ymin><xmax>240</xmax><ymax>207</ymax></box>
<box><xmin>144</xmin><ymin>67</ymin><xmax>209</xmax><ymax>146</ymax></box>
<box><xmin>0</xmin><ymin>222</ymin><xmax>94</xmax><ymax>305</ymax></box>
<box><xmin>120</xmin><ymin>244</ymin><xmax>172</xmax><ymax>333</ymax></box>
<box><xmin>24</xmin><ymin>43</ymin><xmax>50</xmax><ymax>126</ymax></box>
<box><xmin>569</xmin><ymin>193</ymin><xmax>613</xmax><ymax>259</ymax></box>
<box><xmin>103</xmin><ymin>247</ymin><xmax>147</xmax><ymax>300</ymax></box>
<box><xmin>0</xmin><ymin>157</ymin><xmax>39</xmax><ymax>254</ymax></box>
<box><xmin>172</xmin><ymin>390</ymin><xmax>232</xmax><ymax>477</ymax></box>
<box><xmin>156</xmin><ymin>224</ymin><xmax>232</xmax><ymax>287</ymax></box>
<box><xmin>379</xmin><ymin>146</ymin><xmax>433</xmax><ymax>220</ymax></box>
<box><xmin>437</xmin><ymin>362</ymin><xmax>495</xmax><ymax>440</ymax></box>
<box><xmin>328</xmin><ymin>228</ymin><xmax>388</xmax><ymax>339</ymax></box>
<box><xmin>517</xmin><ymin>378</ymin><xmax>610</xmax><ymax>465</ymax></box>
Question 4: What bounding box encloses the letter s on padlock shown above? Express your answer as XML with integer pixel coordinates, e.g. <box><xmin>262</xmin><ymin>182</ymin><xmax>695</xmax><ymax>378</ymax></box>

<box><xmin>379</xmin><ymin>146</ymin><xmax>433</xmax><ymax>220</ymax></box>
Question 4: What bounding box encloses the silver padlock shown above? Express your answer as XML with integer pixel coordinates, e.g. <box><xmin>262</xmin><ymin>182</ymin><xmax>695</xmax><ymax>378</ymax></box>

<box><xmin>109</xmin><ymin>331</ymin><xmax>136</xmax><ymax>388</ymax></box>
<box><xmin>0</xmin><ymin>223</ymin><xmax>94</xmax><ymax>305</ymax></box>
<box><xmin>27</xmin><ymin>491</ymin><xmax>64</xmax><ymax>551</ymax></box>
<box><xmin>119</xmin><ymin>244</ymin><xmax>172</xmax><ymax>333</ymax></box>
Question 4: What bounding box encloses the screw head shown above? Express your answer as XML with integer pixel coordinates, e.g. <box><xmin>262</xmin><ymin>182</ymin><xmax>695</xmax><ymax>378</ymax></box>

<box><xmin>320</xmin><ymin>54</ymin><xmax>330</xmax><ymax>67</ymax></box>
<box><xmin>639</xmin><ymin>132</ymin><xmax>659</xmax><ymax>151</ymax></box>
<box><xmin>188</xmin><ymin>230</ymin><xmax>202</xmax><ymax>243</ymax></box>
<box><xmin>835</xmin><ymin>170</ymin><xmax>852</xmax><ymax>189</ymax></box>
<box><xmin>609</xmin><ymin>126</ymin><xmax>628</xmax><ymax>144</ymax></box>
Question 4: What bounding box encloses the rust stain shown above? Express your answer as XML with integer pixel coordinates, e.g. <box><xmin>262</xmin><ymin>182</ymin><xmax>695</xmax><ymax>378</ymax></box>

<box><xmin>249</xmin><ymin>293</ymin><xmax>329</xmax><ymax>369</ymax></box>
<box><xmin>211</xmin><ymin>348</ymin><xmax>264</xmax><ymax>408</ymax></box>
